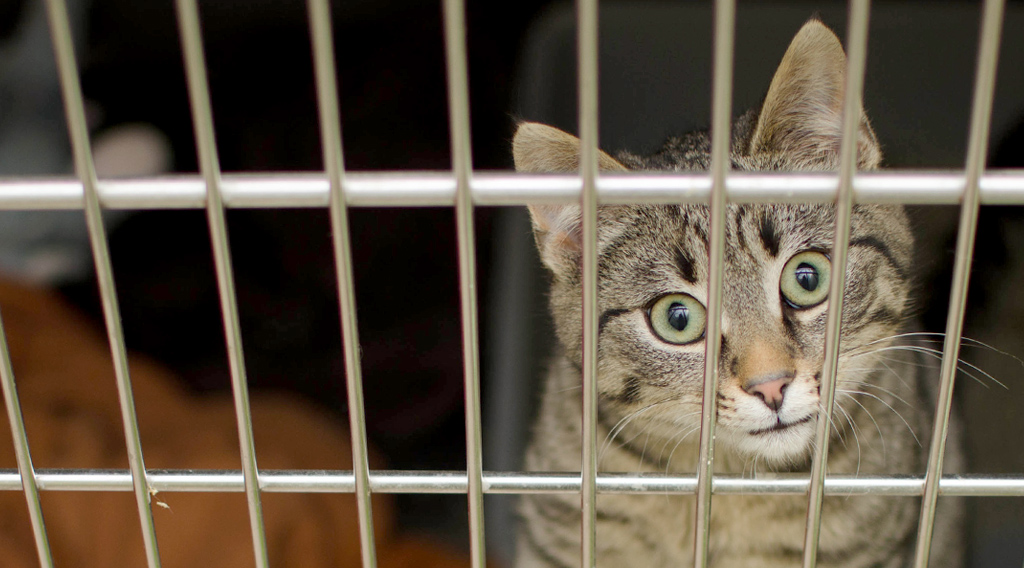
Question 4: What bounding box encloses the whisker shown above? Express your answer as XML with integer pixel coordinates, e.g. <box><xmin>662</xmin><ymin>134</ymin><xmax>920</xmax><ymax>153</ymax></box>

<box><xmin>841</xmin><ymin>379</ymin><xmax>915</xmax><ymax>409</ymax></box>
<box><xmin>862</xmin><ymin>332</ymin><xmax>1024</xmax><ymax>368</ymax></box>
<box><xmin>599</xmin><ymin>399</ymin><xmax>675</xmax><ymax>465</ymax></box>
<box><xmin>831</xmin><ymin>398</ymin><xmax>862</xmax><ymax>474</ymax></box>
<box><xmin>840</xmin><ymin>389</ymin><xmax>921</xmax><ymax>447</ymax></box>
<box><xmin>854</xmin><ymin>344</ymin><xmax>1008</xmax><ymax>390</ymax></box>
<box><xmin>847</xmin><ymin>331</ymin><xmax>1019</xmax><ymax>391</ymax></box>
<box><xmin>837</xmin><ymin>391</ymin><xmax>885</xmax><ymax>462</ymax></box>
<box><xmin>663</xmin><ymin>425</ymin><xmax>701</xmax><ymax>474</ymax></box>
<box><xmin>835</xmin><ymin>398</ymin><xmax>865</xmax><ymax>476</ymax></box>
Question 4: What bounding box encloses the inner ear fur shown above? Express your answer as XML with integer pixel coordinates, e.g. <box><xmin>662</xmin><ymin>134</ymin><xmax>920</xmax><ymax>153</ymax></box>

<box><xmin>513</xmin><ymin>122</ymin><xmax>626</xmax><ymax>273</ymax></box>
<box><xmin>748</xmin><ymin>19</ymin><xmax>881</xmax><ymax>169</ymax></box>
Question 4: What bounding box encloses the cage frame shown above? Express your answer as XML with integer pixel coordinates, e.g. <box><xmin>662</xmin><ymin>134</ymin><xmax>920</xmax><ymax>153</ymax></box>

<box><xmin>0</xmin><ymin>0</ymin><xmax>1021</xmax><ymax>567</ymax></box>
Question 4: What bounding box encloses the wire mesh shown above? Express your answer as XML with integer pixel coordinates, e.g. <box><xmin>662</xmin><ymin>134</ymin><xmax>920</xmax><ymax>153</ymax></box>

<box><xmin>0</xmin><ymin>0</ymin><xmax>1020</xmax><ymax>567</ymax></box>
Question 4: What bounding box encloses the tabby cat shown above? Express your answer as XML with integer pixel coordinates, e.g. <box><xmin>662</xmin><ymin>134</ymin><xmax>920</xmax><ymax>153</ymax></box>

<box><xmin>512</xmin><ymin>20</ymin><xmax>963</xmax><ymax>568</ymax></box>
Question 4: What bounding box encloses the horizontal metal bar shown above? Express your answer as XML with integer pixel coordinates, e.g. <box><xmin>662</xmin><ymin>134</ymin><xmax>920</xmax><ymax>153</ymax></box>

<box><xmin>3</xmin><ymin>171</ymin><xmax>1024</xmax><ymax>209</ymax></box>
<box><xmin>1</xmin><ymin>470</ymin><xmax>1022</xmax><ymax>496</ymax></box>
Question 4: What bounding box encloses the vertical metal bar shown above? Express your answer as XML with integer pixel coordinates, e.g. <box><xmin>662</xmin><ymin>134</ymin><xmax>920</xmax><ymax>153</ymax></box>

<box><xmin>913</xmin><ymin>1</ymin><xmax>1005</xmax><ymax>565</ymax></box>
<box><xmin>0</xmin><ymin>311</ymin><xmax>55</xmax><ymax>568</ymax></box>
<box><xmin>174</xmin><ymin>1</ymin><xmax>269</xmax><ymax>566</ymax></box>
<box><xmin>43</xmin><ymin>1</ymin><xmax>163</xmax><ymax>566</ymax></box>
<box><xmin>306</xmin><ymin>2</ymin><xmax>378</xmax><ymax>568</ymax></box>
<box><xmin>801</xmin><ymin>2</ymin><xmax>872</xmax><ymax>566</ymax></box>
<box><xmin>441</xmin><ymin>1</ymin><xmax>487</xmax><ymax>567</ymax></box>
<box><xmin>692</xmin><ymin>1</ymin><xmax>734</xmax><ymax>566</ymax></box>
<box><xmin>576</xmin><ymin>0</ymin><xmax>599</xmax><ymax>566</ymax></box>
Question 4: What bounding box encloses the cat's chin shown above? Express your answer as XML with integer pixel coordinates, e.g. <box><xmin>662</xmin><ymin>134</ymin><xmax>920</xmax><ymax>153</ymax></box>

<box><xmin>721</xmin><ymin>418</ymin><xmax>818</xmax><ymax>468</ymax></box>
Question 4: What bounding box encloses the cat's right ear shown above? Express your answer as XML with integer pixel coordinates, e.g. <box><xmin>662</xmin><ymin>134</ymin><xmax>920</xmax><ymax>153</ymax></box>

<box><xmin>512</xmin><ymin>122</ymin><xmax>627</xmax><ymax>173</ymax></box>
<box><xmin>514</xmin><ymin>122</ymin><xmax>626</xmax><ymax>274</ymax></box>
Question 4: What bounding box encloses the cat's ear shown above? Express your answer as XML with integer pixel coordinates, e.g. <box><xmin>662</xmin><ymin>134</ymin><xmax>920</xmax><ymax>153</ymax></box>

<box><xmin>513</xmin><ymin>122</ymin><xmax>628</xmax><ymax>173</ymax></box>
<box><xmin>748</xmin><ymin>19</ymin><xmax>882</xmax><ymax>169</ymax></box>
<box><xmin>514</xmin><ymin>122</ymin><xmax>625</xmax><ymax>273</ymax></box>
<box><xmin>526</xmin><ymin>204</ymin><xmax>583</xmax><ymax>274</ymax></box>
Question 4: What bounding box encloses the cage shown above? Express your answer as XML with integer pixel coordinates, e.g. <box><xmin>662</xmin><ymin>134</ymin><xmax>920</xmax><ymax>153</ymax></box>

<box><xmin>0</xmin><ymin>1</ymin><xmax>1022</xmax><ymax>568</ymax></box>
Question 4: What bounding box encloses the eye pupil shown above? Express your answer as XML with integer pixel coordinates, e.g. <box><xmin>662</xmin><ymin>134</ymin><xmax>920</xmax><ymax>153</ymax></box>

<box><xmin>666</xmin><ymin>303</ymin><xmax>689</xmax><ymax>331</ymax></box>
<box><xmin>780</xmin><ymin>251</ymin><xmax>830</xmax><ymax>309</ymax></box>
<box><xmin>648</xmin><ymin>293</ymin><xmax>707</xmax><ymax>345</ymax></box>
<box><xmin>795</xmin><ymin>263</ymin><xmax>819</xmax><ymax>291</ymax></box>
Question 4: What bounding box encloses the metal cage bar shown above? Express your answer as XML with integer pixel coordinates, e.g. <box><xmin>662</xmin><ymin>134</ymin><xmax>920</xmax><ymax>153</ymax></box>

<box><xmin>441</xmin><ymin>0</ymin><xmax>488</xmax><ymax>566</ymax></box>
<box><xmin>174</xmin><ymin>1</ymin><xmax>270</xmax><ymax>565</ymax></box>
<box><xmin>2</xmin><ymin>469</ymin><xmax>1023</xmax><ymax>496</ymax></box>
<box><xmin>43</xmin><ymin>0</ymin><xmax>163</xmax><ymax>565</ymax></box>
<box><xmin>0</xmin><ymin>0</ymin><xmax>1017</xmax><ymax>566</ymax></box>
<box><xmin>801</xmin><ymin>2</ymin><xmax>871</xmax><ymax>566</ymax></box>
<box><xmin>576</xmin><ymin>0</ymin><xmax>600</xmax><ymax>565</ymax></box>
<box><xmin>306</xmin><ymin>2</ymin><xmax>379</xmax><ymax>568</ymax></box>
<box><xmin>913</xmin><ymin>0</ymin><xmax>1006</xmax><ymax>566</ymax></box>
<box><xmin>4</xmin><ymin>171</ymin><xmax>1024</xmax><ymax>209</ymax></box>
<box><xmin>693</xmin><ymin>1</ymin><xmax>734</xmax><ymax>566</ymax></box>
<box><xmin>0</xmin><ymin>310</ymin><xmax>54</xmax><ymax>567</ymax></box>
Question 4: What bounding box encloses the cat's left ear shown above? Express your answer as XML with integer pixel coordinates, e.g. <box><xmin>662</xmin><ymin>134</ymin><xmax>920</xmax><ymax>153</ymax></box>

<box><xmin>513</xmin><ymin>122</ymin><xmax>626</xmax><ymax>274</ymax></box>
<box><xmin>748</xmin><ymin>19</ymin><xmax>882</xmax><ymax>169</ymax></box>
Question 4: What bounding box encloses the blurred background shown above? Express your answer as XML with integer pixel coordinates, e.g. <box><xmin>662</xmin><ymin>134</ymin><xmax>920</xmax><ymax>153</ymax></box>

<box><xmin>0</xmin><ymin>0</ymin><xmax>1023</xmax><ymax>567</ymax></box>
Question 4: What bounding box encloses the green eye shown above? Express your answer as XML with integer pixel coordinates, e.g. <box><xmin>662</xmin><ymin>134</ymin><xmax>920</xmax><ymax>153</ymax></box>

<box><xmin>781</xmin><ymin>251</ymin><xmax>831</xmax><ymax>308</ymax></box>
<box><xmin>648</xmin><ymin>294</ymin><xmax>707</xmax><ymax>345</ymax></box>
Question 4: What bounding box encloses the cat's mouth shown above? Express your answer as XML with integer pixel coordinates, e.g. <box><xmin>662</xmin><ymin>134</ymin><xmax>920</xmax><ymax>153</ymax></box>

<box><xmin>748</xmin><ymin>414</ymin><xmax>813</xmax><ymax>436</ymax></box>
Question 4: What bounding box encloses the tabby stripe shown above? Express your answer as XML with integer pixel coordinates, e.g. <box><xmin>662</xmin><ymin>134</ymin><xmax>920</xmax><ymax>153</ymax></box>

<box><xmin>866</xmin><ymin>306</ymin><xmax>901</xmax><ymax>328</ymax></box>
<box><xmin>599</xmin><ymin>308</ymin><xmax>630</xmax><ymax>333</ymax></box>
<box><xmin>780</xmin><ymin>309</ymin><xmax>800</xmax><ymax>343</ymax></box>
<box><xmin>759</xmin><ymin>214</ymin><xmax>781</xmax><ymax>257</ymax></box>
<box><xmin>734</xmin><ymin>207</ymin><xmax>753</xmax><ymax>256</ymax></box>
<box><xmin>517</xmin><ymin>514</ymin><xmax>577</xmax><ymax>568</ymax></box>
<box><xmin>529</xmin><ymin>495</ymin><xmax>579</xmax><ymax>524</ymax></box>
<box><xmin>845</xmin><ymin>303</ymin><xmax>900</xmax><ymax>336</ymax></box>
<box><xmin>851</xmin><ymin>236</ymin><xmax>907</xmax><ymax>279</ymax></box>
<box><xmin>675</xmin><ymin>248</ymin><xmax>699</xmax><ymax>283</ymax></box>
<box><xmin>615</xmin><ymin>376</ymin><xmax>642</xmax><ymax>404</ymax></box>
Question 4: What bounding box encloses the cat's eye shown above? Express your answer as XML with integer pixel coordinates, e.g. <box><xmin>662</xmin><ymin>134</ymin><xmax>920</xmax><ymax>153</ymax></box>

<box><xmin>647</xmin><ymin>294</ymin><xmax>707</xmax><ymax>345</ymax></box>
<box><xmin>780</xmin><ymin>251</ymin><xmax>831</xmax><ymax>308</ymax></box>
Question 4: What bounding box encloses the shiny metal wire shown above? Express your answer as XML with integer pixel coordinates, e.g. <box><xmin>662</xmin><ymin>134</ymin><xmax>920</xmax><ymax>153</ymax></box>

<box><xmin>44</xmin><ymin>0</ymin><xmax>162</xmax><ymax>565</ymax></box>
<box><xmin>577</xmin><ymin>0</ymin><xmax>600</xmax><ymax>566</ymax></box>
<box><xmin>693</xmin><ymin>1</ymin><xmax>734</xmax><ymax>566</ymax></box>
<box><xmin>914</xmin><ymin>0</ymin><xmax>1006</xmax><ymax>566</ymax></box>
<box><xmin>3</xmin><ymin>171</ymin><xmax>1024</xmax><ymax>210</ymax></box>
<box><xmin>175</xmin><ymin>0</ymin><xmax>270</xmax><ymax>565</ymax></box>
<box><xmin>442</xmin><ymin>0</ymin><xmax>488</xmax><ymax>566</ymax></box>
<box><xmin>801</xmin><ymin>2</ymin><xmax>871</xmax><ymax>566</ymax></box>
<box><xmin>1</xmin><ymin>469</ymin><xmax>1023</xmax><ymax>496</ymax></box>
<box><xmin>0</xmin><ymin>1</ymin><xmax>1015</xmax><ymax>567</ymax></box>
<box><xmin>307</xmin><ymin>1</ymin><xmax>379</xmax><ymax>567</ymax></box>
<box><xmin>0</xmin><ymin>307</ymin><xmax>53</xmax><ymax>567</ymax></box>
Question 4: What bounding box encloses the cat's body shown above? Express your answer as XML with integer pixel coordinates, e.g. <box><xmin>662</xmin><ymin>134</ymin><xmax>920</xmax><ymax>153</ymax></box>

<box><xmin>513</xmin><ymin>20</ymin><xmax>963</xmax><ymax>568</ymax></box>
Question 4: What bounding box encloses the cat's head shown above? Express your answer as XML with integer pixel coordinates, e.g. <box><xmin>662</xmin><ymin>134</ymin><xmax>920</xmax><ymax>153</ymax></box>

<box><xmin>515</xmin><ymin>20</ymin><xmax>913</xmax><ymax>467</ymax></box>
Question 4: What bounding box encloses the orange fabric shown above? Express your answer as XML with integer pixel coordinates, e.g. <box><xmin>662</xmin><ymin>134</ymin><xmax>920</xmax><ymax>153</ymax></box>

<box><xmin>0</xmin><ymin>279</ymin><xmax>469</xmax><ymax>568</ymax></box>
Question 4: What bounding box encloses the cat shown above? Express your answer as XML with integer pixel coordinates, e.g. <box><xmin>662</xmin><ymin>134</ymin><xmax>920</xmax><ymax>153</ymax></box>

<box><xmin>512</xmin><ymin>19</ymin><xmax>963</xmax><ymax>568</ymax></box>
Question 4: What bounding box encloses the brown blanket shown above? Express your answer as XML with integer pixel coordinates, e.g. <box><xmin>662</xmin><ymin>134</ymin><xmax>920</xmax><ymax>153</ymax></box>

<box><xmin>0</xmin><ymin>279</ymin><xmax>468</xmax><ymax>568</ymax></box>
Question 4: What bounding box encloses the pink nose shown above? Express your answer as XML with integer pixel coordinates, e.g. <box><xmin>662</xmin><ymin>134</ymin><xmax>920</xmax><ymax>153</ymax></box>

<box><xmin>744</xmin><ymin>375</ymin><xmax>792</xmax><ymax>412</ymax></box>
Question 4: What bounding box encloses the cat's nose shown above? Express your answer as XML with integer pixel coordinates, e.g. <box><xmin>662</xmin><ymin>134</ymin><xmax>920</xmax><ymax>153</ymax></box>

<box><xmin>743</xmin><ymin>373</ymin><xmax>794</xmax><ymax>412</ymax></box>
